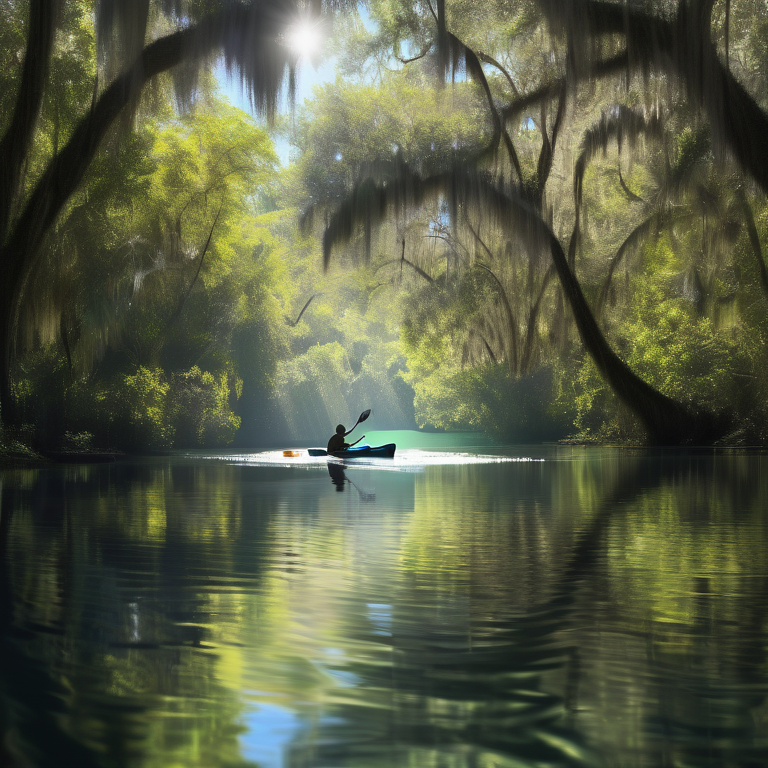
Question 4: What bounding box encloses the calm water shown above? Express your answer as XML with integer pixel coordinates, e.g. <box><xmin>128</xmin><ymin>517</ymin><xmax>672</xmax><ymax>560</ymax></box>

<box><xmin>2</xmin><ymin>444</ymin><xmax>768</xmax><ymax>767</ymax></box>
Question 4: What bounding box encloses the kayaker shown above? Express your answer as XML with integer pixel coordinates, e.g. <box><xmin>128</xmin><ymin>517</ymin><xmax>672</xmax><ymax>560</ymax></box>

<box><xmin>327</xmin><ymin>424</ymin><xmax>365</xmax><ymax>455</ymax></box>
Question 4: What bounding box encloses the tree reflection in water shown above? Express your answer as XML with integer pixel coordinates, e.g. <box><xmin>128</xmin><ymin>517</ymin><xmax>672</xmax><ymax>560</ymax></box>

<box><xmin>0</xmin><ymin>451</ymin><xmax>767</xmax><ymax>767</ymax></box>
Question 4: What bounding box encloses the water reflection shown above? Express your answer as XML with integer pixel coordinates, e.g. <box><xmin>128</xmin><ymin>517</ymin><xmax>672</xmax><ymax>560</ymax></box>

<box><xmin>328</xmin><ymin>460</ymin><xmax>346</xmax><ymax>491</ymax></box>
<box><xmin>327</xmin><ymin>462</ymin><xmax>376</xmax><ymax>501</ymax></box>
<box><xmin>1</xmin><ymin>451</ymin><xmax>768</xmax><ymax>767</ymax></box>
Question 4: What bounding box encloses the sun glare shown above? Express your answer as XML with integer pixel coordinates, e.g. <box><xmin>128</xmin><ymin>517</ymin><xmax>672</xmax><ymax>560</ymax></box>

<box><xmin>285</xmin><ymin>19</ymin><xmax>323</xmax><ymax>58</ymax></box>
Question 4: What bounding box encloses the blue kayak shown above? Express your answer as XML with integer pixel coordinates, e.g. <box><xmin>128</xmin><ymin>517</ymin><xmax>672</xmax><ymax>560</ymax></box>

<box><xmin>308</xmin><ymin>443</ymin><xmax>396</xmax><ymax>458</ymax></box>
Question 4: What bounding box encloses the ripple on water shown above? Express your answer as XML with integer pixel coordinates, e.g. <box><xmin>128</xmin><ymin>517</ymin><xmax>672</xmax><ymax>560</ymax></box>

<box><xmin>3</xmin><ymin>450</ymin><xmax>768</xmax><ymax>767</ymax></box>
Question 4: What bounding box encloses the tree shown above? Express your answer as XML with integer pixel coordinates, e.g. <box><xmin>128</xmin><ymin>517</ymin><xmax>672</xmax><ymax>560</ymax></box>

<box><xmin>9</xmin><ymin>88</ymin><xmax>297</xmax><ymax>450</ymax></box>
<box><xmin>0</xmin><ymin>0</ymin><xmax>347</xmax><ymax>429</ymax></box>
<box><xmin>305</xmin><ymin>0</ymin><xmax>768</xmax><ymax>444</ymax></box>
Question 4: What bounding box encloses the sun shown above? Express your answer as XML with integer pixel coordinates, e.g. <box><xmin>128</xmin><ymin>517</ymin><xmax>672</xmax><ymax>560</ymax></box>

<box><xmin>284</xmin><ymin>19</ymin><xmax>323</xmax><ymax>58</ymax></box>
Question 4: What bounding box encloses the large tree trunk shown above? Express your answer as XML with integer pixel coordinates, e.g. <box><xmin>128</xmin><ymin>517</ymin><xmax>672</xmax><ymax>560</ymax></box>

<box><xmin>544</xmin><ymin>221</ymin><xmax>720</xmax><ymax>444</ymax></box>
<box><xmin>0</xmin><ymin>0</ymin><xmax>59</xmax><ymax>434</ymax></box>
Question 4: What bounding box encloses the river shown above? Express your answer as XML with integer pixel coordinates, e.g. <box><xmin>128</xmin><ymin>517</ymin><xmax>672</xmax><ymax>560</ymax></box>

<box><xmin>2</xmin><ymin>438</ymin><xmax>767</xmax><ymax>767</ymax></box>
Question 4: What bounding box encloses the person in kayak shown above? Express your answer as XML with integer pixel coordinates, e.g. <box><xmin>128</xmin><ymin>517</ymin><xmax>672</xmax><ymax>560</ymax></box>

<box><xmin>327</xmin><ymin>424</ymin><xmax>365</xmax><ymax>455</ymax></box>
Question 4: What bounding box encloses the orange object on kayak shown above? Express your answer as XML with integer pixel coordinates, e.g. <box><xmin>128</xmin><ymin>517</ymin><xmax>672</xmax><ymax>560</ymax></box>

<box><xmin>282</xmin><ymin>450</ymin><xmax>301</xmax><ymax>457</ymax></box>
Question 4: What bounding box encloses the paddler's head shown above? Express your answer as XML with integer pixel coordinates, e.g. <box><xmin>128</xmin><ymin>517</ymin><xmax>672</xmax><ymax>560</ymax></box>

<box><xmin>336</xmin><ymin>424</ymin><xmax>346</xmax><ymax>435</ymax></box>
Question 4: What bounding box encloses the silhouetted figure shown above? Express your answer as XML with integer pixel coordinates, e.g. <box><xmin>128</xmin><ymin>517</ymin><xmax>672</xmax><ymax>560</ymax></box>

<box><xmin>327</xmin><ymin>424</ymin><xmax>365</xmax><ymax>455</ymax></box>
<box><xmin>327</xmin><ymin>424</ymin><xmax>350</xmax><ymax>454</ymax></box>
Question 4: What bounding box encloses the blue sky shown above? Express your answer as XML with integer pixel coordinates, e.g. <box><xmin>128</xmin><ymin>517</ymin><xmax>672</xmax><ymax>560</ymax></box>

<box><xmin>215</xmin><ymin>6</ymin><xmax>377</xmax><ymax>165</ymax></box>
<box><xmin>216</xmin><ymin>54</ymin><xmax>338</xmax><ymax>165</ymax></box>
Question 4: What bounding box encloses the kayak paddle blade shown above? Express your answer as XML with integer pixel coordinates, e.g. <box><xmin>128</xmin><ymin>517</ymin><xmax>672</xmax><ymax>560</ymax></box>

<box><xmin>346</xmin><ymin>409</ymin><xmax>371</xmax><ymax>436</ymax></box>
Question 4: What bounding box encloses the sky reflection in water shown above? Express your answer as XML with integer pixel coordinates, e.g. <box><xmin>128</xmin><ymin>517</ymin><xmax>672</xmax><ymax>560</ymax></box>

<box><xmin>2</xmin><ymin>448</ymin><xmax>768</xmax><ymax>767</ymax></box>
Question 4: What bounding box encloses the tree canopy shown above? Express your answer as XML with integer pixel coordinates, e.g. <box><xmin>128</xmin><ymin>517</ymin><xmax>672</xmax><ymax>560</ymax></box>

<box><xmin>308</xmin><ymin>0</ymin><xmax>768</xmax><ymax>444</ymax></box>
<box><xmin>4</xmin><ymin>0</ymin><xmax>768</xmax><ymax>450</ymax></box>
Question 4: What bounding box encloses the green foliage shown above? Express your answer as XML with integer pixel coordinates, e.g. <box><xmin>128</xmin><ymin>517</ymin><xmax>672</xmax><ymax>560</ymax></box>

<box><xmin>61</xmin><ymin>431</ymin><xmax>94</xmax><ymax>451</ymax></box>
<box><xmin>410</xmin><ymin>364</ymin><xmax>569</xmax><ymax>441</ymax></box>
<box><xmin>397</xmin><ymin>267</ymin><xmax>570</xmax><ymax>441</ymax></box>
<box><xmin>288</xmin><ymin>71</ymin><xmax>487</xmax><ymax>211</ymax></box>
<box><xmin>10</xmin><ymin>351</ymin><xmax>244</xmax><ymax>451</ymax></box>
<box><xmin>626</xmin><ymin>301</ymin><xmax>741</xmax><ymax>413</ymax></box>
<box><xmin>674</xmin><ymin>124</ymin><xmax>712</xmax><ymax>176</ymax></box>
<box><xmin>170</xmin><ymin>366</ymin><xmax>241</xmax><ymax>447</ymax></box>
<box><xmin>0</xmin><ymin>438</ymin><xmax>43</xmax><ymax>464</ymax></box>
<box><xmin>11</xmin><ymin>80</ymin><xmax>290</xmax><ymax>449</ymax></box>
<box><xmin>111</xmin><ymin>367</ymin><xmax>173</xmax><ymax>449</ymax></box>
<box><xmin>566</xmin><ymin>355</ymin><xmax>638</xmax><ymax>442</ymax></box>
<box><xmin>568</xmin><ymin>235</ymin><xmax>764</xmax><ymax>442</ymax></box>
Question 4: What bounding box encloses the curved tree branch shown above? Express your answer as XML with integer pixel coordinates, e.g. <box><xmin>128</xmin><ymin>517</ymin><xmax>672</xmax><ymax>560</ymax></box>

<box><xmin>470</xmin><ymin>327</ymin><xmax>498</xmax><ymax>365</ymax></box>
<box><xmin>398</xmin><ymin>45</ymin><xmax>432</xmax><ymax>65</ymax></box>
<box><xmin>617</xmin><ymin>163</ymin><xmax>644</xmax><ymax>203</ymax></box>
<box><xmin>375</xmin><ymin>256</ymin><xmax>436</xmax><ymax>283</ymax></box>
<box><xmin>574</xmin><ymin>106</ymin><xmax>663</xmax><ymax>208</ymax></box>
<box><xmin>286</xmin><ymin>293</ymin><xmax>320</xmax><ymax>327</ymax></box>
<box><xmin>501</xmin><ymin>51</ymin><xmax>629</xmax><ymax>125</ymax></box>
<box><xmin>520</xmin><ymin>264</ymin><xmax>555</xmax><ymax>375</ymax></box>
<box><xmin>163</xmin><ymin>202</ymin><xmax>222</xmax><ymax>336</ymax></box>
<box><xmin>543</xmin><ymin>0</ymin><xmax>768</xmax><ymax>200</ymax></box>
<box><xmin>445</xmin><ymin>31</ymin><xmax>523</xmax><ymax>180</ymax></box>
<box><xmin>535</xmin><ymin>85</ymin><xmax>567</xmax><ymax>202</ymax></box>
<box><xmin>477</xmin><ymin>51</ymin><xmax>519</xmax><ymax>96</ymax></box>
<box><xmin>596</xmin><ymin>210</ymin><xmax>696</xmax><ymax>316</ymax></box>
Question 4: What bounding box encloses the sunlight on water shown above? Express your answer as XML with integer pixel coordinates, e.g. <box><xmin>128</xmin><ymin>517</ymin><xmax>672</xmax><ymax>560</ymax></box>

<box><xmin>200</xmin><ymin>448</ymin><xmax>543</xmax><ymax>469</ymax></box>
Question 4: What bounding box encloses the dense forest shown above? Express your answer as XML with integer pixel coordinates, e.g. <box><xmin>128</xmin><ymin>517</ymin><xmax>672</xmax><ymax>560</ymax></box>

<box><xmin>3</xmin><ymin>0</ymin><xmax>768</xmax><ymax>453</ymax></box>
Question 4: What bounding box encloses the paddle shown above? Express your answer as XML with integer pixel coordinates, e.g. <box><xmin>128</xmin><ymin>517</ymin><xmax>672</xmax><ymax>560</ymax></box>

<box><xmin>345</xmin><ymin>409</ymin><xmax>371</xmax><ymax>436</ymax></box>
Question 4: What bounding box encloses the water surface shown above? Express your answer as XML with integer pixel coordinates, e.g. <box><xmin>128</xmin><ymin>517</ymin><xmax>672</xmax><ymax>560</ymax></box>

<box><xmin>2</xmin><ymin>447</ymin><xmax>768</xmax><ymax>767</ymax></box>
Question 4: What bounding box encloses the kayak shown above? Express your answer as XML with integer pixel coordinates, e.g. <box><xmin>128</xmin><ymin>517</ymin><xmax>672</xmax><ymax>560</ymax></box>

<box><xmin>308</xmin><ymin>443</ymin><xmax>396</xmax><ymax>458</ymax></box>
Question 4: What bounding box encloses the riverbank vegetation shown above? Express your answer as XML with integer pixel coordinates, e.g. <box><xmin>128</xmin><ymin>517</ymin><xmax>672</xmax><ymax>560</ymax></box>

<box><xmin>3</xmin><ymin>0</ymin><xmax>768</xmax><ymax>451</ymax></box>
